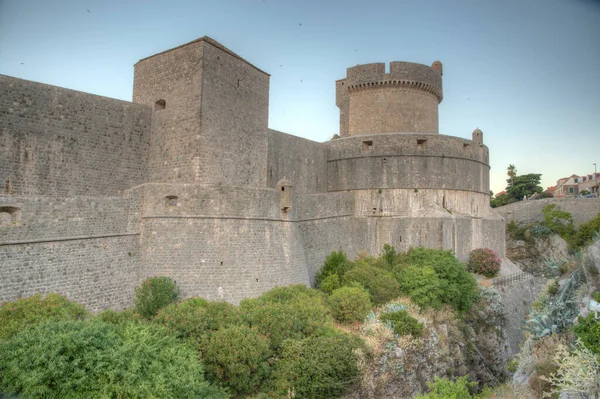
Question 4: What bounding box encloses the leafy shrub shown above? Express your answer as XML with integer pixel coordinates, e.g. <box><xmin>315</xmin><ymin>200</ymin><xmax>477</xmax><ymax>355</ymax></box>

<box><xmin>240</xmin><ymin>286</ymin><xmax>333</xmax><ymax>350</ymax></box>
<box><xmin>543</xmin><ymin>340</ymin><xmax>600</xmax><ymax>398</ymax></box>
<box><xmin>342</xmin><ymin>265</ymin><xmax>400</xmax><ymax>305</ymax></box>
<box><xmin>204</xmin><ymin>325</ymin><xmax>272</xmax><ymax>395</ymax></box>
<box><xmin>319</xmin><ymin>273</ymin><xmax>341</xmax><ymax>294</ymax></box>
<box><xmin>573</xmin><ymin>313</ymin><xmax>600</xmax><ymax>354</ymax></box>
<box><xmin>154</xmin><ymin>298</ymin><xmax>240</xmax><ymax>351</ymax></box>
<box><xmin>271</xmin><ymin>334</ymin><xmax>361</xmax><ymax>399</ymax></box>
<box><xmin>541</xmin><ymin>204</ymin><xmax>576</xmax><ymax>240</ymax></box>
<box><xmin>380</xmin><ymin>309</ymin><xmax>423</xmax><ymax>337</ymax></box>
<box><xmin>507</xmin><ymin>359</ymin><xmax>519</xmax><ymax>373</ymax></box>
<box><xmin>530</xmin><ymin>223</ymin><xmax>553</xmax><ymax>238</ymax></box>
<box><xmin>569</xmin><ymin>213</ymin><xmax>600</xmax><ymax>250</ymax></box>
<box><xmin>468</xmin><ymin>248</ymin><xmax>501</xmax><ymax>278</ymax></box>
<box><xmin>135</xmin><ymin>276</ymin><xmax>180</xmax><ymax>318</ymax></box>
<box><xmin>0</xmin><ymin>320</ymin><xmax>227</xmax><ymax>399</ymax></box>
<box><xmin>381</xmin><ymin>243</ymin><xmax>398</xmax><ymax>267</ymax></box>
<box><xmin>396</xmin><ymin>265</ymin><xmax>444</xmax><ymax>309</ymax></box>
<box><xmin>507</xmin><ymin>220</ymin><xmax>528</xmax><ymax>241</ymax></box>
<box><xmin>315</xmin><ymin>250</ymin><xmax>353</xmax><ymax>288</ymax></box>
<box><xmin>252</xmin><ymin>284</ymin><xmax>324</xmax><ymax>305</ymax></box>
<box><xmin>328</xmin><ymin>286</ymin><xmax>371</xmax><ymax>324</ymax></box>
<box><xmin>395</xmin><ymin>248</ymin><xmax>478</xmax><ymax>312</ymax></box>
<box><xmin>415</xmin><ymin>376</ymin><xmax>478</xmax><ymax>399</ymax></box>
<box><xmin>547</xmin><ymin>280</ymin><xmax>560</xmax><ymax>296</ymax></box>
<box><xmin>96</xmin><ymin>308</ymin><xmax>145</xmax><ymax>326</ymax></box>
<box><xmin>0</xmin><ymin>293</ymin><xmax>87</xmax><ymax>340</ymax></box>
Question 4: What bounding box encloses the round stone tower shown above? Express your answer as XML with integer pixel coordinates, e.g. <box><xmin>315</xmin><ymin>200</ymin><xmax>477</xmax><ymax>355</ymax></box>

<box><xmin>336</xmin><ymin>61</ymin><xmax>443</xmax><ymax>136</ymax></box>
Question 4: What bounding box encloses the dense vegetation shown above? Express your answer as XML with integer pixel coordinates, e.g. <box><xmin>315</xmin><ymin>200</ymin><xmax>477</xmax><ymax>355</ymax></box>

<box><xmin>491</xmin><ymin>165</ymin><xmax>546</xmax><ymax>208</ymax></box>
<box><xmin>0</xmin><ymin>246</ymin><xmax>515</xmax><ymax>398</ymax></box>
<box><xmin>506</xmin><ymin>205</ymin><xmax>600</xmax><ymax>253</ymax></box>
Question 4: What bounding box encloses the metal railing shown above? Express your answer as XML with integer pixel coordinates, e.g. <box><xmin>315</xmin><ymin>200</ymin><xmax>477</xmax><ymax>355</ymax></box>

<box><xmin>489</xmin><ymin>271</ymin><xmax>533</xmax><ymax>288</ymax></box>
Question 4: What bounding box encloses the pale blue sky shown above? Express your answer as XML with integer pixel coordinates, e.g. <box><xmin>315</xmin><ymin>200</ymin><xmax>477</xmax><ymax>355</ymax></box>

<box><xmin>1</xmin><ymin>0</ymin><xmax>598</xmax><ymax>195</ymax></box>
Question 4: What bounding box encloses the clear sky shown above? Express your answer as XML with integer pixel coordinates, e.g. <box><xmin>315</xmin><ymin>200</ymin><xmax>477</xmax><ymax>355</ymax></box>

<box><xmin>1</xmin><ymin>0</ymin><xmax>598</xmax><ymax>195</ymax></box>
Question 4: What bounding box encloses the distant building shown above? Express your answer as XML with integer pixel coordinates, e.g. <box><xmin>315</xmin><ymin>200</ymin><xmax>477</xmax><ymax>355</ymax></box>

<box><xmin>555</xmin><ymin>175</ymin><xmax>581</xmax><ymax>197</ymax></box>
<box><xmin>578</xmin><ymin>173</ymin><xmax>600</xmax><ymax>196</ymax></box>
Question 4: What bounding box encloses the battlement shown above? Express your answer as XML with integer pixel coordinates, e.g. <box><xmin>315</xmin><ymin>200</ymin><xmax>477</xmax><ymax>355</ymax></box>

<box><xmin>337</xmin><ymin>61</ymin><xmax>444</xmax><ymax>136</ymax></box>
<box><xmin>343</xmin><ymin>61</ymin><xmax>443</xmax><ymax>102</ymax></box>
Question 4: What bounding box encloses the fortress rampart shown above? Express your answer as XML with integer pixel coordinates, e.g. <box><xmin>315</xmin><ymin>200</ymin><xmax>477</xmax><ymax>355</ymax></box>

<box><xmin>336</xmin><ymin>61</ymin><xmax>443</xmax><ymax>136</ymax></box>
<box><xmin>0</xmin><ymin>37</ymin><xmax>505</xmax><ymax>310</ymax></box>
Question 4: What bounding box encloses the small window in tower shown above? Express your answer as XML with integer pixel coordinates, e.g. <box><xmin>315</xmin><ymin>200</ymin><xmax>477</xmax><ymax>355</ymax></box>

<box><xmin>165</xmin><ymin>195</ymin><xmax>178</xmax><ymax>207</ymax></box>
<box><xmin>417</xmin><ymin>139</ymin><xmax>427</xmax><ymax>149</ymax></box>
<box><xmin>155</xmin><ymin>100</ymin><xmax>166</xmax><ymax>111</ymax></box>
<box><xmin>362</xmin><ymin>140</ymin><xmax>373</xmax><ymax>152</ymax></box>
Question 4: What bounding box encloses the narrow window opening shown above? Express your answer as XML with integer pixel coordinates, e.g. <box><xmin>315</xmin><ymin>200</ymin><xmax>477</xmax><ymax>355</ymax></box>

<box><xmin>155</xmin><ymin>99</ymin><xmax>166</xmax><ymax>111</ymax></box>
<box><xmin>281</xmin><ymin>187</ymin><xmax>285</xmax><ymax>191</ymax></box>
<box><xmin>417</xmin><ymin>139</ymin><xmax>427</xmax><ymax>149</ymax></box>
<box><xmin>399</xmin><ymin>236</ymin><xmax>402</xmax><ymax>242</ymax></box>
<box><xmin>383</xmin><ymin>158</ymin><xmax>387</xmax><ymax>164</ymax></box>
<box><xmin>220</xmin><ymin>261</ymin><xmax>223</xmax><ymax>266</ymax></box>
<box><xmin>463</xmin><ymin>143</ymin><xmax>470</xmax><ymax>149</ymax></box>
<box><xmin>442</xmin><ymin>194</ymin><xmax>446</xmax><ymax>209</ymax></box>
<box><xmin>362</xmin><ymin>140</ymin><xmax>373</xmax><ymax>152</ymax></box>
<box><xmin>165</xmin><ymin>195</ymin><xmax>178</xmax><ymax>207</ymax></box>
<box><xmin>237</xmin><ymin>79</ymin><xmax>241</xmax><ymax>88</ymax></box>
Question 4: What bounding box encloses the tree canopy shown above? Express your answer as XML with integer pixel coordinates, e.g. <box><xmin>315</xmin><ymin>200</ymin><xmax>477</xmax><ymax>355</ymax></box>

<box><xmin>506</xmin><ymin>173</ymin><xmax>543</xmax><ymax>201</ymax></box>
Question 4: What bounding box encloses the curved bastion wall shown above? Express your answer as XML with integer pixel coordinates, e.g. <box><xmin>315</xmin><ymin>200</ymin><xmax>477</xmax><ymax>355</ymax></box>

<box><xmin>336</xmin><ymin>61</ymin><xmax>443</xmax><ymax>136</ymax></box>
<box><xmin>326</xmin><ymin>133</ymin><xmax>489</xmax><ymax>193</ymax></box>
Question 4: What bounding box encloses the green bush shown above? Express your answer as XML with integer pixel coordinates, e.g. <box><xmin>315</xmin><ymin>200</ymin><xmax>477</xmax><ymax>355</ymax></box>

<box><xmin>328</xmin><ymin>286</ymin><xmax>372</xmax><ymax>324</ymax></box>
<box><xmin>315</xmin><ymin>251</ymin><xmax>354</xmax><ymax>288</ymax></box>
<box><xmin>381</xmin><ymin>243</ymin><xmax>398</xmax><ymax>267</ymax></box>
<box><xmin>573</xmin><ymin>313</ymin><xmax>600</xmax><ymax>354</ymax></box>
<box><xmin>319</xmin><ymin>273</ymin><xmax>341</xmax><ymax>294</ymax></box>
<box><xmin>541</xmin><ymin>204</ymin><xmax>576</xmax><ymax>240</ymax></box>
<box><xmin>342</xmin><ymin>265</ymin><xmax>400</xmax><ymax>305</ymax></box>
<box><xmin>135</xmin><ymin>276</ymin><xmax>180</xmax><ymax>318</ymax></box>
<box><xmin>379</xmin><ymin>309</ymin><xmax>423</xmax><ymax>338</ymax></box>
<box><xmin>411</xmin><ymin>248</ymin><xmax>478</xmax><ymax>312</ymax></box>
<box><xmin>0</xmin><ymin>320</ymin><xmax>227</xmax><ymax>399</ymax></box>
<box><xmin>251</xmin><ymin>284</ymin><xmax>325</xmax><ymax>305</ymax></box>
<box><xmin>569</xmin><ymin>213</ymin><xmax>600</xmax><ymax>249</ymax></box>
<box><xmin>547</xmin><ymin>279</ymin><xmax>560</xmax><ymax>296</ymax></box>
<box><xmin>0</xmin><ymin>293</ymin><xmax>87</xmax><ymax>340</ymax></box>
<box><xmin>154</xmin><ymin>298</ymin><xmax>240</xmax><ymax>351</ymax></box>
<box><xmin>507</xmin><ymin>220</ymin><xmax>528</xmax><ymax>241</ymax></box>
<box><xmin>204</xmin><ymin>325</ymin><xmax>272</xmax><ymax>396</ymax></box>
<box><xmin>271</xmin><ymin>334</ymin><xmax>361</xmax><ymax>399</ymax></box>
<box><xmin>467</xmin><ymin>248</ymin><xmax>501</xmax><ymax>278</ymax></box>
<box><xmin>396</xmin><ymin>265</ymin><xmax>444</xmax><ymax>309</ymax></box>
<box><xmin>240</xmin><ymin>286</ymin><xmax>333</xmax><ymax>350</ymax></box>
<box><xmin>96</xmin><ymin>308</ymin><xmax>144</xmax><ymax>325</ymax></box>
<box><xmin>415</xmin><ymin>376</ymin><xmax>478</xmax><ymax>399</ymax></box>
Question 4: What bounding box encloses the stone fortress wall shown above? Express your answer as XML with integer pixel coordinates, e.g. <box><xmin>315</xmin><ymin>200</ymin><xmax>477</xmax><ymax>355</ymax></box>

<box><xmin>496</xmin><ymin>197</ymin><xmax>600</xmax><ymax>228</ymax></box>
<box><xmin>0</xmin><ymin>36</ymin><xmax>506</xmax><ymax>310</ymax></box>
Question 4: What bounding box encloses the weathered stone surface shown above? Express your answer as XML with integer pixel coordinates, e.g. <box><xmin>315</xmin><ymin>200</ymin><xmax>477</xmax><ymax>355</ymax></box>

<box><xmin>0</xmin><ymin>36</ymin><xmax>506</xmax><ymax>310</ymax></box>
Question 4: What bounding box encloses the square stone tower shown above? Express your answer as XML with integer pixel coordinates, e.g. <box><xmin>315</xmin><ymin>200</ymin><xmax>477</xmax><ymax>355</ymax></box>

<box><xmin>133</xmin><ymin>37</ymin><xmax>270</xmax><ymax>186</ymax></box>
